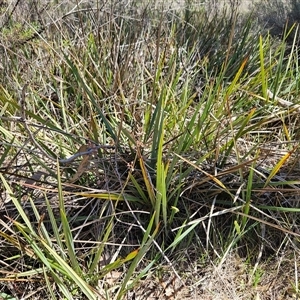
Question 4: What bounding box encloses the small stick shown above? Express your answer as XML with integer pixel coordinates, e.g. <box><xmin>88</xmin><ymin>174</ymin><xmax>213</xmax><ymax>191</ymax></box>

<box><xmin>58</xmin><ymin>144</ymin><xmax>114</xmax><ymax>164</ymax></box>
<box><xmin>267</xmin><ymin>89</ymin><xmax>300</xmax><ymax>112</ymax></box>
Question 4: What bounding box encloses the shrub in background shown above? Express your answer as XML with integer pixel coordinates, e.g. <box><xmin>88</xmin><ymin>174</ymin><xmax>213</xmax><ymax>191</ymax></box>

<box><xmin>252</xmin><ymin>0</ymin><xmax>300</xmax><ymax>46</ymax></box>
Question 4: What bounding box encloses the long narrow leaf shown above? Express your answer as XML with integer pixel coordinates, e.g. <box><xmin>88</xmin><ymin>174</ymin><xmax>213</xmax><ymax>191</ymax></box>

<box><xmin>263</xmin><ymin>146</ymin><xmax>297</xmax><ymax>188</ymax></box>
<box><xmin>56</xmin><ymin>160</ymin><xmax>81</xmax><ymax>275</ymax></box>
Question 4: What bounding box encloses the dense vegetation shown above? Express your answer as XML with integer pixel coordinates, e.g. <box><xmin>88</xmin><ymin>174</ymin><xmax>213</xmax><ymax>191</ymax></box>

<box><xmin>0</xmin><ymin>0</ymin><xmax>300</xmax><ymax>299</ymax></box>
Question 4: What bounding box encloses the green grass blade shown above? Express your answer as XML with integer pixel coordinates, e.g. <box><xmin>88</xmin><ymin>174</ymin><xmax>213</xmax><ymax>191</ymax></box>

<box><xmin>259</xmin><ymin>35</ymin><xmax>268</xmax><ymax>100</ymax></box>
<box><xmin>56</xmin><ymin>160</ymin><xmax>81</xmax><ymax>275</ymax></box>
<box><xmin>0</xmin><ymin>174</ymin><xmax>34</xmax><ymax>232</ymax></box>
<box><xmin>117</xmin><ymin>212</ymin><xmax>158</xmax><ymax>299</ymax></box>
<box><xmin>63</xmin><ymin>53</ymin><xmax>116</xmax><ymax>141</ymax></box>
<box><xmin>89</xmin><ymin>218</ymin><xmax>113</xmax><ymax>274</ymax></box>
<box><xmin>40</xmin><ymin>240</ymin><xmax>97</xmax><ymax>300</ymax></box>
<box><xmin>45</xmin><ymin>194</ymin><xmax>66</xmax><ymax>259</ymax></box>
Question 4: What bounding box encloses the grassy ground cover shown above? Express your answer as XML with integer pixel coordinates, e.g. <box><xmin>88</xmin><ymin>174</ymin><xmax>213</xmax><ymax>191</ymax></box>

<box><xmin>0</xmin><ymin>0</ymin><xmax>300</xmax><ymax>299</ymax></box>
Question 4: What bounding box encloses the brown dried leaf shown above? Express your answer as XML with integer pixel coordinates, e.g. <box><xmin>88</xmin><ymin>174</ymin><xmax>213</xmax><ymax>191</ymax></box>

<box><xmin>68</xmin><ymin>145</ymin><xmax>91</xmax><ymax>183</ymax></box>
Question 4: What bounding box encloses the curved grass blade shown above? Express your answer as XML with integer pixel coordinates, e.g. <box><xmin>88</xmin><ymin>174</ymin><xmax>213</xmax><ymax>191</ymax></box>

<box><xmin>263</xmin><ymin>145</ymin><xmax>298</xmax><ymax>188</ymax></box>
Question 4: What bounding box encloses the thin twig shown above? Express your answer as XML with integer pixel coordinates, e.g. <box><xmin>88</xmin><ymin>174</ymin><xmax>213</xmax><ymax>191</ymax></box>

<box><xmin>267</xmin><ymin>89</ymin><xmax>300</xmax><ymax>112</ymax></box>
<box><xmin>58</xmin><ymin>144</ymin><xmax>115</xmax><ymax>164</ymax></box>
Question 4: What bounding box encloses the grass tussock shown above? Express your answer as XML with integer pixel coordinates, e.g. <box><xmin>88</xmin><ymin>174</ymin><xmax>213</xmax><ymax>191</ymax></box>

<box><xmin>0</xmin><ymin>0</ymin><xmax>300</xmax><ymax>299</ymax></box>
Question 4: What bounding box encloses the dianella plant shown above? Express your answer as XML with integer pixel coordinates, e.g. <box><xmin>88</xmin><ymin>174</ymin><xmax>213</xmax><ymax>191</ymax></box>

<box><xmin>0</xmin><ymin>0</ymin><xmax>300</xmax><ymax>299</ymax></box>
